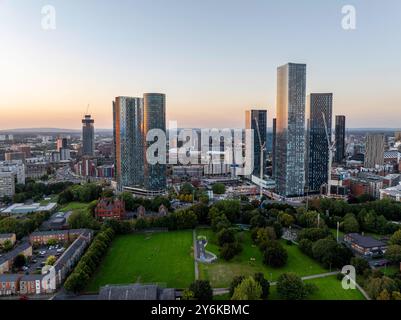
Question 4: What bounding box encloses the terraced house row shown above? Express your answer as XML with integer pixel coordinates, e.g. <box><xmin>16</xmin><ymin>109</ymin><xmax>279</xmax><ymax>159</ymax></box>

<box><xmin>0</xmin><ymin>229</ymin><xmax>93</xmax><ymax>296</ymax></box>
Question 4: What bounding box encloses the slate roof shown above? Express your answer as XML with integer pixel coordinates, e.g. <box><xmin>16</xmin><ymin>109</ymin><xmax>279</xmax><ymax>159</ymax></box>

<box><xmin>98</xmin><ymin>284</ymin><xmax>176</xmax><ymax>300</ymax></box>
<box><xmin>346</xmin><ymin>233</ymin><xmax>387</xmax><ymax>248</ymax></box>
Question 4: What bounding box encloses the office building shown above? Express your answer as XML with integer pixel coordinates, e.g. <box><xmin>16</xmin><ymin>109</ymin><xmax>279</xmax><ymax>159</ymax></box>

<box><xmin>335</xmin><ymin>115</ymin><xmax>346</xmax><ymax>163</ymax></box>
<box><xmin>82</xmin><ymin>115</ymin><xmax>95</xmax><ymax>156</ymax></box>
<box><xmin>245</xmin><ymin>109</ymin><xmax>267</xmax><ymax>177</ymax></box>
<box><xmin>0</xmin><ymin>172</ymin><xmax>15</xmax><ymax>198</ymax></box>
<box><xmin>0</xmin><ymin>161</ymin><xmax>25</xmax><ymax>184</ymax></box>
<box><xmin>56</xmin><ymin>138</ymin><xmax>68</xmax><ymax>151</ymax></box>
<box><xmin>5</xmin><ymin>152</ymin><xmax>25</xmax><ymax>162</ymax></box>
<box><xmin>306</xmin><ymin>93</ymin><xmax>333</xmax><ymax>192</ymax></box>
<box><xmin>365</xmin><ymin>134</ymin><xmax>385</xmax><ymax>168</ymax></box>
<box><xmin>275</xmin><ymin>63</ymin><xmax>307</xmax><ymax>197</ymax></box>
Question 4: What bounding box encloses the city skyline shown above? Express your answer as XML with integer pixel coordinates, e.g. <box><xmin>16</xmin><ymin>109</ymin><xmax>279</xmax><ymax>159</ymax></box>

<box><xmin>1</xmin><ymin>0</ymin><xmax>401</xmax><ymax>130</ymax></box>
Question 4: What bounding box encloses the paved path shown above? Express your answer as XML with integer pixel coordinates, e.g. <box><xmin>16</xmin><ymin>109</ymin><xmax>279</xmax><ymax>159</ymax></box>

<box><xmin>193</xmin><ymin>229</ymin><xmax>199</xmax><ymax>280</ymax></box>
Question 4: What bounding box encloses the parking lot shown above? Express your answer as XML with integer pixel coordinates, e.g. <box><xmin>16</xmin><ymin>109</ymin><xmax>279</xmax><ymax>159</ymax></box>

<box><xmin>22</xmin><ymin>244</ymin><xmax>66</xmax><ymax>274</ymax></box>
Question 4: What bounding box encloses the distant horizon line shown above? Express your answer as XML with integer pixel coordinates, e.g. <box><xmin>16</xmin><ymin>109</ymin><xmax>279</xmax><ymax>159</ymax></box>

<box><xmin>1</xmin><ymin>127</ymin><xmax>401</xmax><ymax>133</ymax></box>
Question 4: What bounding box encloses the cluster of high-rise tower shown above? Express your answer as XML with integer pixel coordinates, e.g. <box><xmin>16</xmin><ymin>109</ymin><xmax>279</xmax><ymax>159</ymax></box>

<box><xmin>112</xmin><ymin>93</ymin><xmax>166</xmax><ymax>196</ymax></box>
<box><xmin>111</xmin><ymin>64</ymin><xmax>347</xmax><ymax>199</ymax></box>
<box><xmin>248</xmin><ymin>63</ymin><xmax>346</xmax><ymax>198</ymax></box>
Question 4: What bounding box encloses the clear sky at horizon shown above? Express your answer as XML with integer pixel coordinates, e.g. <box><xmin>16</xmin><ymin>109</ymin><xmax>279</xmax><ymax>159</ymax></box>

<box><xmin>1</xmin><ymin>0</ymin><xmax>401</xmax><ymax>130</ymax></box>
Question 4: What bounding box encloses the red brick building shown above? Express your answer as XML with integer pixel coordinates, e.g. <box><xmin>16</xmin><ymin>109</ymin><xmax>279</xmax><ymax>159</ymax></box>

<box><xmin>95</xmin><ymin>198</ymin><xmax>126</xmax><ymax>220</ymax></box>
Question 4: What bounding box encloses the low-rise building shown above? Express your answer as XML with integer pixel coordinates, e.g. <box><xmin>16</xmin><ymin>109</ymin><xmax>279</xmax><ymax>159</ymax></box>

<box><xmin>95</xmin><ymin>198</ymin><xmax>125</xmax><ymax>220</ymax></box>
<box><xmin>1</xmin><ymin>202</ymin><xmax>57</xmax><ymax>216</ymax></box>
<box><xmin>380</xmin><ymin>183</ymin><xmax>401</xmax><ymax>202</ymax></box>
<box><xmin>344</xmin><ymin>233</ymin><xmax>387</xmax><ymax>257</ymax></box>
<box><xmin>29</xmin><ymin>229</ymin><xmax>88</xmax><ymax>245</ymax></box>
<box><xmin>0</xmin><ymin>242</ymin><xmax>32</xmax><ymax>274</ymax></box>
<box><xmin>0</xmin><ymin>274</ymin><xmax>21</xmax><ymax>296</ymax></box>
<box><xmin>98</xmin><ymin>284</ymin><xmax>176</xmax><ymax>300</ymax></box>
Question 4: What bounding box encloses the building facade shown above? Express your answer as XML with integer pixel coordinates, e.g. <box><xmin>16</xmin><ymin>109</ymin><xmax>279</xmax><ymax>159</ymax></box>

<box><xmin>113</xmin><ymin>96</ymin><xmax>144</xmax><ymax>191</ymax></box>
<box><xmin>365</xmin><ymin>134</ymin><xmax>385</xmax><ymax>168</ymax></box>
<box><xmin>143</xmin><ymin>93</ymin><xmax>167</xmax><ymax>192</ymax></box>
<box><xmin>245</xmin><ymin>109</ymin><xmax>267</xmax><ymax>177</ymax></box>
<box><xmin>82</xmin><ymin>114</ymin><xmax>95</xmax><ymax>156</ymax></box>
<box><xmin>275</xmin><ymin>63</ymin><xmax>306</xmax><ymax>197</ymax></box>
<box><xmin>306</xmin><ymin>93</ymin><xmax>333</xmax><ymax>192</ymax></box>
<box><xmin>335</xmin><ymin>115</ymin><xmax>346</xmax><ymax>163</ymax></box>
<box><xmin>0</xmin><ymin>171</ymin><xmax>15</xmax><ymax>198</ymax></box>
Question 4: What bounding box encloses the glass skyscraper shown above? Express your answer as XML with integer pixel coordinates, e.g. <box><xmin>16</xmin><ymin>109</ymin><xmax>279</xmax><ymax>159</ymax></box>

<box><xmin>143</xmin><ymin>93</ymin><xmax>167</xmax><ymax>192</ymax></box>
<box><xmin>245</xmin><ymin>109</ymin><xmax>267</xmax><ymax>177</ymax></box>
<box><xmin>306</xmin><ymin>93</ymin><xmax>333</xmax><ymax>192</ymax></box>
<box><xmin>82</xmin><ymin>114</ymin><xmax>95</xmax><ymax>156</ymax></box>
<box><xmin>113</xmin><ymin>96</ymin><xmax>144</xmax><ymax>191</ymax></box>
<box><xmin>275</xmin><ymin>63</ymin><xmax>306</xmax><ymax>197</ymax></box>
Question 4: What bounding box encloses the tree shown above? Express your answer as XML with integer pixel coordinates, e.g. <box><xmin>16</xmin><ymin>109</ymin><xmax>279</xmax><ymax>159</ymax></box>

<box><xmin>13</xmin><ymin>254</ymin><xmax>26</xmax><ymax>269</ymax></box>
<box><xmin>220</xmin><ymin>241</ymin><xmax>242</xmax><ymax>261</ymax></box>
<box><xmin>47</xmin><ymin>239</ymin><xmax>58</xmax><ymax>246</ymax></box>
<box><xmin>365</xmin><ymin>276</ymin><xmax>397</xmax><ymax>300</ymax></box>
<box><xmin>276</xmin><ymin>273</ymin><xmax>309</xmax><ymax>300</ymax></box>
<box><xmin>64</xmin><ymin>271</ymin><xmax>90</xmax><ymax>293</ymax></box>
<box><xmin>389</xmin><ymin>230</ymin><xmax>401</xmax><ymax>246</ymax></box>
<box><xmin>384</xmin><ymin>245</ymin><xmax>401</xmax><ymax>264</ymax></box>
<box><xmin>68</xmin><ymin>210</ymin><xmax>97</xmax><ymax>229</ymax></box>
<box><xmin>277</xmin><ymin>212</ymin><xmax>295</xmax><ymax>227</ymax></box>
<box><xmin>1</xmin><ymin>239</ymin><xmax>13</xmax><ymax>252</ymax></box>
<box><xmin>229</xmin><ymin>275</ymin><xmax>245</xmax><ymax>297</ymax></box>
<box><xmin>189</xmin><ymin>280</ymin><xmax>213</xmax><ymax>300</ymax></box>
<box><xmin>180</xmin><ymin>183</ymin><xmax>194</xmax><ymax>195</ymax></box>
<box><xmin>212</xmin><ymin>183</ymin><xmax>226</xmax><ymax>195</ymax></box>
<box><xmin>181</xmin><ymin>289</ymin><xmax>194</xmax><ymax>300</ymax></box>
<box><xmin>263</xmin><ymin>241</ymin><xmax>288</xmax><ymax>267</ymax></box>
<box><xmin>298</xmin><ymin>239</ymin><xmax>313</xmax><ymax>257</ymax></box>
<box><xmin>217</xmin><ymin>228</ymin><xmax>236</xmax><ymax>246</ymax></box>
<box><xmin>46</xmin><ymin>255</ymin><xmax>57</xmax><ymax>266</ymax></box>
<box><xmin>376</xmin><ymin>289</ymin><xmax>391</xmax><ymax>300</ymax></box>
<box><xmin>342</xmin><ymin>213</ymin><xmax>359</xmax><ymax>233</ymax></box>
<box><xmin>254</xmin><ymin>272</ymin><xmax>270</xmax><ymax>299</ymax></box>
<box><xmin>351</xmin><ymin>257</ymin><xmax>370</xmax><ymax>275</ymax></box>
<box><xmin>297</xmin><ymin>228</ymin><xmax>331</xmax><ymax>242</ymax></box>
<box><xmin>231</xmin><ymin>277</ymin><xmax>262</xmax><ymax>300</ymax></box>
<box><xmin>256</xmin><ymin>227</ymin><xmax>276</xmax><ymax>249</ymax></box>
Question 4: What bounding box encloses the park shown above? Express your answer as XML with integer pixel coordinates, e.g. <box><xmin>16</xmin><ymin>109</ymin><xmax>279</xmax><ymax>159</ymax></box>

<box><xmin>86</xmin><ymin>230</ymin><xmax>194</xmax><ymax>292</ymax></box>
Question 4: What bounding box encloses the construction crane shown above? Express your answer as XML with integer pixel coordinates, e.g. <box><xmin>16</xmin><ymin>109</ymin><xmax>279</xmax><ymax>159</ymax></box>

<box><xmin>322</xmin><ymin>112</ymin><xmax>335</xmax><ymax>197</ymax></box>
<box><xmin>254</xmin><ymin>117</ymin><xmax>266</xmax><ymax>199</ymax></box>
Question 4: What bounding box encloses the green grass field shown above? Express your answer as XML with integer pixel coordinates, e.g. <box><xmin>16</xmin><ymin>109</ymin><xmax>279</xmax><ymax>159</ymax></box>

<box><xmin>216</xmin><ymin>276</ymin><xmax>365</xmax><ymax>300</ymax></box>
<box><xmin>60</xmin><ymin>202</ymin><xmax>90</xmax><ymax>212</ymax></box>
<box><xmin>197</xmin><ymin>228</ymin><xmax>327</xmax><ymax>288</ymax></box>
<box><xmin>86</xmin><ymin>230</ymin><xmax>195</xmax><ymax>292</ymax></box>
<box><xmin>269</xmin><ymin>275</ymin><xmax>366</xmax><ymax>300</ymax></box>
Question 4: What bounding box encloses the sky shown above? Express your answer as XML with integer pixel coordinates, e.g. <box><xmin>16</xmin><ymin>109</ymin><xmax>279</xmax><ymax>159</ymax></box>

<box><xmin>0</xmin><ymin>0</ymin><xmax>401</xmax><ymax>130</ymax></box>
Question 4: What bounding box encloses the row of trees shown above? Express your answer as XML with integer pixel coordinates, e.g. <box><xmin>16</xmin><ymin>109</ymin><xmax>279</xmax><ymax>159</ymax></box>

<box><xmin>298</xmin><ymin>228</ymin><xmax>353</xmax><ymax>269</ymax></box>
<box><xmin>58</xmin><ymin>183</ymin><xmax>103</xmax><ymax>205</ymax></box>
<box><xmin>313</xmin><ymin>198</ymin><xmax>401</xmax><ymax>222</ymax></box>
<box><xmin>64</xmin><ymin>228</ymin><xmax>115</xmax><ymax>293</ymax></box>
<box><xmin>0</xmin><ymin>211</ymin><xmax>51</xmax><ymax>239</ymax></box>
<box><xmin>12</xmin><ymin>180</ymin><xmax>73</xmax><ymax>203</ymax></box>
